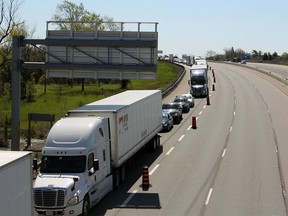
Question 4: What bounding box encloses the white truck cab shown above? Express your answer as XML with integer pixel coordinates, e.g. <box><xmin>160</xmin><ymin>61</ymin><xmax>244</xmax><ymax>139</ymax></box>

<box><xmin>34</xmin><ymin>117</ymin><xmax>113</xmax><ymax>216</ymax></box>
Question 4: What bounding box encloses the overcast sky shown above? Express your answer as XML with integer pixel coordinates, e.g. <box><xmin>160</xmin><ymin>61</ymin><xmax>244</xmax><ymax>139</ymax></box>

<box><xmin>20</xmin><ymin>0</ymin><xmax>288</xmax><ymax>57</ymax></box>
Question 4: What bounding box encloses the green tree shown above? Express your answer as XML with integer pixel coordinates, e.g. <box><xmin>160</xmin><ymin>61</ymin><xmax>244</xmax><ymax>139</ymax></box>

<box><xmin>0</xmin><ymin>0</ymin><xmax>23</xmax><ymax>93</ymax></box>
<box><xmin>51</xmin><ymin>0</ymin><xmax>118</xmax><ymax>31</ymax></box>
<box><xmin>281</xmin><ymin>52</ymin><xmax>288</xmax><ymax>61</ymax></box>
<box><xmin>52</xmin><ymin>0</ymin><xmax>103</xmax><ymax>30</ymax></box>
<box><xmin>252</xmin><ymin>50</ymin><xmax>258</xmax><ymax>58</ymax></box>
<box><xmin>272</xmin><ymin>52</ymin><xmax>278</xmax><ymax>60</ymax></box>
<box><xmin>263</xmin><ymin>52</ymin><xmax>268</xmax><ymax>61</ymax></box>
<box><xmin>26</xmin><ymin>74</ymin><xmax>36</xmax><ymax>102</ymax></box>
<box><xmin>223</xmin><ymin>47</ymin><xmax>235</xmax><ymax>60</ymax></box>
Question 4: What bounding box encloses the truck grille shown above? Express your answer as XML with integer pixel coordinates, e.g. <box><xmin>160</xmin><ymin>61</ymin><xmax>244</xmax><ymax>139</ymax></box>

<box><xmin>34</xmin><ymin>189</ymin><xmax>66</xmax><ymax>207</ymax></box>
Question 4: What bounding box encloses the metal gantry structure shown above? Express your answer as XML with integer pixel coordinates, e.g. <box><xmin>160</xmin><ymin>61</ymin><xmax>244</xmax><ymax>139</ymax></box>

<box><xmin>11</xmin><ymin>21</ymin><xmax>158</xmax><ymax>150</ymax></box>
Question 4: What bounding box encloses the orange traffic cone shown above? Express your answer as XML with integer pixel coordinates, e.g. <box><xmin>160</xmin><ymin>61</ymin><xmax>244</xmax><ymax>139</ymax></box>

<box><xmin>141</xmin><ymin>166</ymin><xmax>151</xmax><ymax>191</ymax></box>
<box><xmin>192</xmin><ymin>116</ymin><xmax>197</xmax><ymax>129</ymax></box>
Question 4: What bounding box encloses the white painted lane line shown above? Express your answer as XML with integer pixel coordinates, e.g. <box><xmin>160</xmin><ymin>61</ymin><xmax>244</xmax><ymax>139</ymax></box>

<box><xmin>166</xmin><ymin>147</ymin><xmax>175</xmax><ymax>155</ymax></box>
<box><xmin>222</xmin><ymin>148</ymin><xmax>226</xmax><ymax>158</ymax></box>
<box><xmin>120</xmin><ymin>189</ymin><xmax>138</xmax><ymax>207</ymax></box>
<box><xmin>233</xmin><ymin>111</ymin><xmax>236</xmax><ymax>116</ymax></box>
<box><xmin>199</xmin><ymin>111</ymin><xmax>203</xmax><ymax>115</ymax></box>
<box><xmin>229</xmin><ymin>126</ymin><xmax>233</xmax><ymax>132</ymax></box>
<box><xmin>203</xmin><ymin>105</ymin><xmax>207</xmax><ymax>109</ymax></box>
<box><xmin>149</xmin><ymin>164</ymin><xmax>160</xmax><ymax>175</ymax></box>
<box><xmin>205</xmin><ymin>188</ymin><xmax>213</xmax><ymax>205</ymax></box>
<box><xmin>187</xmin><ymin>126</ymin><xmax>191</xmax><ymax>130</ymax></box>
<box><xmin>178</xmin><ymin>135</ymin><xmax>185</xmax><ymax>142</ymax></box>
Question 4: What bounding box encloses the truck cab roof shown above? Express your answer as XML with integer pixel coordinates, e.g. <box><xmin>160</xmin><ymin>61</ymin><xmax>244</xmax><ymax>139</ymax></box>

<box><xmin>190</xmin><ymin>64</ymin><xmax>207</xmax><ymax>70</ymax></box>
<box><xmin>43</xmin><ymin>117</ymin><xmax>105</xmax><ymax>154</ymax></box>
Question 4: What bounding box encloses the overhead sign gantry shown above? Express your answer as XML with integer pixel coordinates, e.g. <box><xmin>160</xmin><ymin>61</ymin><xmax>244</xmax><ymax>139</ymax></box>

<box><xmin>11</xmin><ymin>21</ymin><xmax>158</xmax><ymax>150</ymax></box>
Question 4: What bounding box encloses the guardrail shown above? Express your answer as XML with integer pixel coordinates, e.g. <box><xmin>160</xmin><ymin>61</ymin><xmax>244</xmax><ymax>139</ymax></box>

<box><xmin>161</xmin><ymin>63</ymin><xmax>186</xmax><ymax>98</ymax></box>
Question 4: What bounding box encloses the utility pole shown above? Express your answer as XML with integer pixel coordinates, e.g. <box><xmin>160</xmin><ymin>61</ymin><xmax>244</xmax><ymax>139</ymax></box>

<box><xmin>11</xmin><ymin>36</ymin><xmax>23</xmax><ymax>150</ymax></box>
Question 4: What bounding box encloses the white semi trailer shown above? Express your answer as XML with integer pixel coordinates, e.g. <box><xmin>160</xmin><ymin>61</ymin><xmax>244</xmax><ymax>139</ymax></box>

<box><xmin>33</xmin><ymin>90</ymin><xmax>162</xmax><ymax>216</ymax></box>
<box><xmin>0</xmin><ymin>151</ymin><xmax>33</xmax><ymax>216</ymax></box>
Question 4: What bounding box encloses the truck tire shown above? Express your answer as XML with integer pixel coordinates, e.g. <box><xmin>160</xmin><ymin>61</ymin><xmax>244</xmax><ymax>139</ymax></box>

<box><xmin>120</xmin><ymin>164</ymin><xmax>126</xmax><ymax>183</ymax></box>
<box><xmin>81</xmin><ymin>196</ymin><xmax>90</xmax><ymax>216</ymax></box>
<box><xmin>113</xmin><ymin>169</ymin><xmax>120</xmax><ymax>190</ymax></box>
<box><xmin>148</xmin><ymin>136</ymin><xmax>157</xmax><ymax>152</ymax></box>
<box><xmin>156</xmin><ymin>135</ymin><xmax>160</xmax><ymax>148</ymax></box>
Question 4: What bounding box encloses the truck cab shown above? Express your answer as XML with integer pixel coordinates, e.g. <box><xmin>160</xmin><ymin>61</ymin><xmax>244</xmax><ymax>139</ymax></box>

<box><xmin>189</xmin><ymin>64</ymin><xmax>209</xmax><ymax>97</ymax></box>
<box><xmin>33</xmin><ymin>117</ymin><xmax>113</xmax><ymax>216</ymax></box>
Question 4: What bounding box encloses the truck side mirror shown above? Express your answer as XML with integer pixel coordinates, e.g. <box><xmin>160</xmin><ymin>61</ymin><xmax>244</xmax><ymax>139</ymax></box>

<box><xmin>93</xmin><ymin>159</ymin><xmax>99</xmax><ymax>171</ymax></box>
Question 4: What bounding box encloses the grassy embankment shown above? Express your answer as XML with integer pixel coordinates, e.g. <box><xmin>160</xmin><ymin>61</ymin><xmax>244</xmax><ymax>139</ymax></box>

<box><xmin>19</xmin><ymin>61</ymin><xmax>181</xmax><ymax>138</ymax></box>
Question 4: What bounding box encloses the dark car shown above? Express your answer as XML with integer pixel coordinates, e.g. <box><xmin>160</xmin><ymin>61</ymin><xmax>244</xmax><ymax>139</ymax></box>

<box><xmin>174</xmin><ymin>96</ymin><xmax>190</xmax><ymax>113</ymax></box>
<box><xmin>162</xmin><ymin>102</ymin><xmax>182</xmax><ymax>124</ymax></box>
<box><xmin>162</xmin><ymin>111</ymin><xmax>173</xmax><ymax>132</ymax></box>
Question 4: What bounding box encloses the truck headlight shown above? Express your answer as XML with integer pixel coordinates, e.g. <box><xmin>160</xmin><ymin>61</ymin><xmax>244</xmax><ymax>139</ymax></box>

<box><xmin>67</xmin><ymin>195</ymin><xmax>80</xmax><ymax>206</ymax></box>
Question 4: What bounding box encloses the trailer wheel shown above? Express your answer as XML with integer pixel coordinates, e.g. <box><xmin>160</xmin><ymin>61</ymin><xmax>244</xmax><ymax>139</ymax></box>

<box><xmin>150</xmin><ymin>136</ymin><xmax>157</xmax><ymax>152</ymax></box>
<box><xmin>81</xmin><ymin>196</ymin><xmax>90</xmax><ymax>216</ymax></box>
<box><xmin>113</xmin><ymin>169</ymin><xmax>120</xmax><ymax>190</ymax></box>
<box><xmin>156</xmin><ymin>135</ymin><xmax>160</xmax><ymax>148</ymax></box>
<box><xmin>120</xmin><ymin>164</ymin><xmax>126</xmax><ymax>183</ymax></box>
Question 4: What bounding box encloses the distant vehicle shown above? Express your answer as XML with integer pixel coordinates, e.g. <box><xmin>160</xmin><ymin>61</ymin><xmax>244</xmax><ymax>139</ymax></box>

<box><xmin>240</xmin><ymin>60</ymin><xmax>246</xmax><ymax>64</ymax></box>
<box><xmin>180</xmin><ymin>93</ymin><xmax>195</xmax><ymax>108</ymax></box>
<box><xmin>189</xmin><ymin>64</ymin><xmax>209</xmax><ymax>97</ymax></box>
<box><xmin>162</xmin><ymin>111</ymin><xmax>173</xmax><ymax>132</ymax></box>
<box><xmin>174</xmin><ymin>96</ymin><xmax>190</xmax><ymax>113</ymax></box>
<box><xmin>162</xmin><ymin>102</ymin><xmax>182</xmax><ymax>124</ymax></box>
<box><xmin>195</xmin><ymin>59</ymin><xmax>207</xmax><ymax>65</ymax></box>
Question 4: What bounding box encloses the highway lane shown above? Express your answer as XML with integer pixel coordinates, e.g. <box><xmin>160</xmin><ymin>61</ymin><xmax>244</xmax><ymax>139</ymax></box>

<box><xmin>89</xmin><ymin>62</ymin><xmax>288</xmax><ymax>215</ymax></box>
<box><xmin>203</xmin><ymin>63</ymin><xmax>288</xmax><ymax>215</ymax></box>
<box><xmin>246</xmin><ymin>62</ymin><xmax>288</xmax><ymax>79</ymax></box>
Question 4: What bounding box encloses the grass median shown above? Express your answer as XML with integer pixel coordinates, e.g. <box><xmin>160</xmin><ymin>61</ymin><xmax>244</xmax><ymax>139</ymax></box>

<box><xmin>17</xmin><ymin>61</ymin><xmax>182</xmax><ymax>137</ymax></box>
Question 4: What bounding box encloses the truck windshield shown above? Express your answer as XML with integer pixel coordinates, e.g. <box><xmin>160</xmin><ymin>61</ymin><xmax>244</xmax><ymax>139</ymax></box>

<box><xmin>191</xmin><ymin>69</ymin><xmax>206</xmax><ymax>75</ymax></box>
<box><xmin>191</xmin><ymin>76</ymin><xmax>206</xmax><ymax>85</ymax></box>
<box><xmin>40</xmin><ymin>155</ymin><xmax>86</xmax><ymax>173</ymax></box>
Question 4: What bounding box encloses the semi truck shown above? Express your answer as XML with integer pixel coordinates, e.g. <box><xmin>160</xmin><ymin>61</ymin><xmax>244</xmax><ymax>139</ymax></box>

<box><xmin>188</xmin><ymin>64</ymin><xmax>209</xmax><ymax>97</ymax></box>
<box><xmin>33</xmin><ymin>90</ymin><xmax>162</xmax><ymax>216</ymax></box>
<box><xmin>0</xmin><ymin>151</ymin><xmax>33</xmax><ymax>216</ymax></box>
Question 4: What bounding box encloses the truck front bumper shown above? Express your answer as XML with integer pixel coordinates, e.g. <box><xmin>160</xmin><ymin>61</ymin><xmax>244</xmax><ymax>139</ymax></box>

<box><xmin>35</xmin><ymin>200</ymin><xmax>83</xmax><ymax>216</ymax></box>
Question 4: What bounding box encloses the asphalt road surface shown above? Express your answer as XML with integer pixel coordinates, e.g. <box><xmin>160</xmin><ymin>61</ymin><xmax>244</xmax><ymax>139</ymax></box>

<box><xmin>89</xmin><ymin>62</ymin><xmax>288</xmax><ymax>216</ymax></box>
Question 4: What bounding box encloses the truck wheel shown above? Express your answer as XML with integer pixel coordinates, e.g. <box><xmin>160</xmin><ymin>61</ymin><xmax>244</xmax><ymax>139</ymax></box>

<box><xmin>113</xmin><ymin>169</ymin><xmax>120</xmax><ymax>190</ymax></box>
<box><xmin>120</xmin><ymin>164</ymin><xmax>126</xmax><ymax>183</ymax></box>
<box><xmin>82</xmin><ymin>196</ymin><xmax>90</xmax><ymax>216</ymax></box>
<box><xmin>151</xmin><ymin>137</ymin><xmax>157</xmax><ymax>152</ymax></box>
<box><xmin>156</xmin><ymin>135</ymin><xmax>160</xmax><ymax>148</ymax></box>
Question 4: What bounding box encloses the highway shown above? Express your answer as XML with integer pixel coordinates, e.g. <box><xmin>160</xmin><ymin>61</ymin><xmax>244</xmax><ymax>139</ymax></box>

<box><xmin>246</xmin><ymin>62</ymin><xmax>288</xmax><ymax>79</ymax></box>
<box><xmin>89</xmin><ymin>62</ymin><xmax>288</xmax><ymax>216</ymax></box>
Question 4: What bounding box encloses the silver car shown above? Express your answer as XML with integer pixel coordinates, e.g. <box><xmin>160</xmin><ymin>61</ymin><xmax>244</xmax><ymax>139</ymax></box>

<box><xmin>180</xmin><ymin>93</ymin><xmax>195</xmax><ymax>108</ymax></box>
